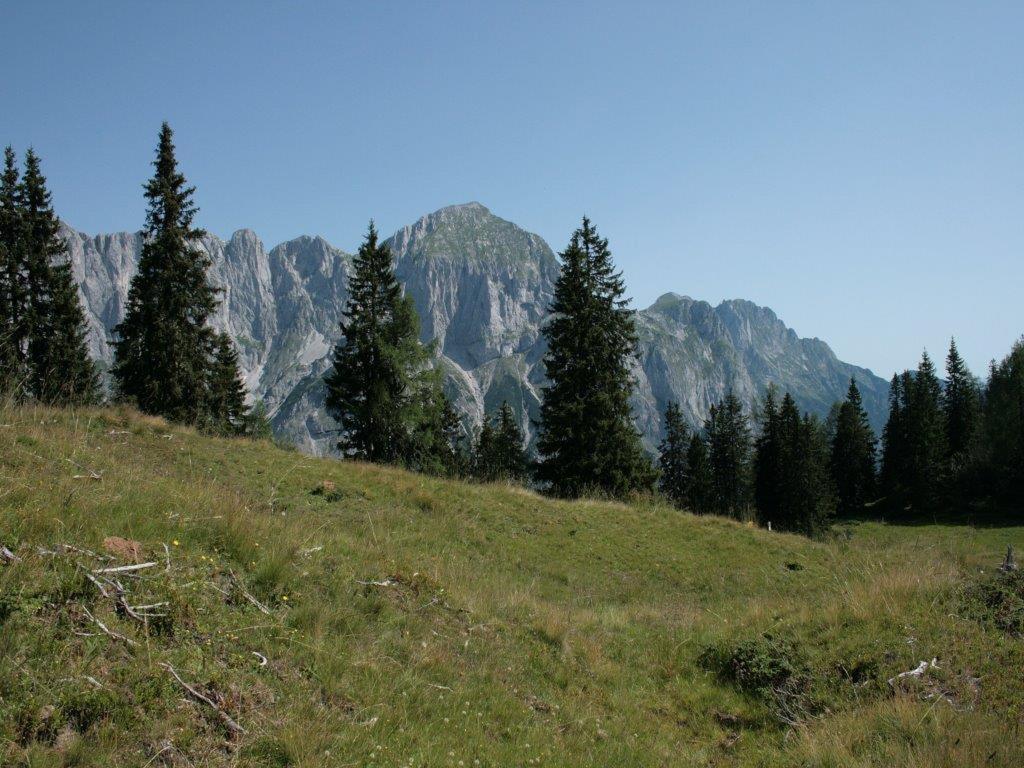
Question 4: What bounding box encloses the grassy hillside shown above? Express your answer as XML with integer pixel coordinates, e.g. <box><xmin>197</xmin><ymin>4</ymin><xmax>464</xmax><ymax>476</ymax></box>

<box><xmin>1</xmin><ymin>403</ymin><xmax>1022</xmax><ymax>767</ymax></box>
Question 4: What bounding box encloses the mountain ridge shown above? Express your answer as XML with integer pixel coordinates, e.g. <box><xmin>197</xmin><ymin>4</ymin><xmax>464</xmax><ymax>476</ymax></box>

<box><xmin>63</xmin><ymin>203</ymin><xmax>890</xmax><ymax>454</ymax></box>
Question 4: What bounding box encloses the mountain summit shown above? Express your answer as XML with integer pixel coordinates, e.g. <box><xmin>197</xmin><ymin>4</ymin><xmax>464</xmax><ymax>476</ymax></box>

<box><xmin>64</xmin><ymin>204</ymin><xmax>888</xmax><ymax>453</ymax></box>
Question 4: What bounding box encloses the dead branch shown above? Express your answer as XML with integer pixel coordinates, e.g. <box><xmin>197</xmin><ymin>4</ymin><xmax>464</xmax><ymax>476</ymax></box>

<box><xmin>94</xmin><ymin>561</ymin><xmax>158</xmax><ymax>574</ymax></box>
<box><xmin>82</xmin><ymin>569</ymin><xmax>112</xmax><ymax>598</ymax></box>
<box><xmin>163</xmin><ymin>543</ymin><xmax>171</xmax><ymax>572</ymax></box>
<box><xmin>230</xmin><ymin>571</ymin><xmax>272</xmax><ymax>615</ymax></box>
<box><xmin>356</xmin><ymin>578</ymin><xmax>400</xmax><ymax>588</ymax></box>
<box><xmin>82</xmin><ymin>607</ymin><xmax>137</xmax><ymax>647</ymax></box>
<box><xmin>252</xmin><ymin>651</ymin><xmax>268</xmax><ymax>667</ymax></box>
<box><xmin>159</xmin><ymin>662</ymin><xmax>246</xmax><ymax>735</ymax></box>
<box><xmin>888</xmin><ymin>658</ymin><xmax>939</xmax><ymax>686</ymax></box>
<box><xmin>0</xmin><ymin>545</ymin><xmax>19</xmax><ymax>564</ymax></box>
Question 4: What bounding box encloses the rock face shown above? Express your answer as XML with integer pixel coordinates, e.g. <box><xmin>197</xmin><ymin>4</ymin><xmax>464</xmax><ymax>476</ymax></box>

<box><xmin>64</xmin><ymin>202</ymin><xmax>889</xmax><ymax>455</ymax></box>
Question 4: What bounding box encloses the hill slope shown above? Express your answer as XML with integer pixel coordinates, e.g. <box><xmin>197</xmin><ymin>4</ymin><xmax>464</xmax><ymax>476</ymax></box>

<box><xmin>64</xmin><ymin>203</ymin><xmax>890</xmax><ymax>454</ymax></box>
<box><xmin>1</xmin><ymin>405</ymin><xmax>1021</xmax><ymax>766</ymax></box>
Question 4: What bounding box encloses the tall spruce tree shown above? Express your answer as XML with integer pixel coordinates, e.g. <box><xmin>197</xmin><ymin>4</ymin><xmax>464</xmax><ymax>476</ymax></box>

<box><xmin>685</xmin><ymin>432</ymin><xmax>715</xmax><ymax>514</ymax></box>
<box><xmin>880</xmin><ymin>373</ymin><xmax>907</xmax><ymax>504</ymax></box>
<box><xmin>906</xmin><ymin>351</ymin><xmax>947</xmax><ymax>510</ymax></box>
<box><xmin>830</xmin><ymin>379</ymin><xmax>877</xmax><ymax>517</ymax></box>
<box><xmin>983</xmin><ymin>339</ymin><xmax>1024</xmax><ymax>501</ymax></box>
<box><xmin>536</xmin><ymin>218</ymin><xmax>654</xmax><ymax>498</ymax></box>
<box><xmin>706</xmin><ymin>391</ymin><xmax>752</xmax><ymax>518</ymax></box>
<box><xmin>324</xmin><ymin>221</ymin><xmax>429</xmax><ymax>463</ymax></box>
<box><xmin>19</xmin><ymin>150</ymin><xmax>98</xmax><ymax>404</ymax></box>
<box><xmin>786</xmin><ymin>411</ymin><xmax>833</xmax><ymax>536</ymax></box>
<box><xmin>113</xmin><ymin>123</ymin><xmax>217</xmax><ymax>423</ymax></box>
<box><xmin>943</xmin><ymin>338</ymin><xmax>980</xmax><ymax>473</ymax></box>
<box><xmin>753</xmin><ymin>386</ymin><xmax>783</xmax><ymax>526</ymax></box>
<box><xmin>407</xmin><ymin>377</ymin><xmax>467</xmax><ymax>477</ymax></box>
<box><xmin>474</xmin><ymin>400</ymin><xmax>528</xmax><ymax>482</ymax></box>
<box><xmin>0</xmin><ymin>147</ymin><xmax>26</xmax><ymax>393</ymax></box>
<box><xmin>206</xmin><ymin>332</ymin><xmax>248</xmax><ymax>434</ymax></box>
<box><xmin>658</xmin><ymin>401</ymin><xmax>690</xmax><ymax>508</ymax></box>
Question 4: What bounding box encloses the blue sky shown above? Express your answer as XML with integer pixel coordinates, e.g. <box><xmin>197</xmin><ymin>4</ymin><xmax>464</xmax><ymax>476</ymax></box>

<box><xmin>3</xmin><ymin>1</ymin><xmax>1021</xmax><ymax>379</ymax></box>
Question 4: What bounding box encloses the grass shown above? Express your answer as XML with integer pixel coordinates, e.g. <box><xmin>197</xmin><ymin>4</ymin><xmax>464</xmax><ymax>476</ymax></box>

<box><xmin>0</xmin><ymin>402</ymin><xmax>1022</xmax><ymax>767</ymax></box>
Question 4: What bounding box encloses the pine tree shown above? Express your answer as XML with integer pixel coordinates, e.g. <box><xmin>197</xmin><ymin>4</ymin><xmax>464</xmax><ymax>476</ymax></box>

<box><xmin>407</xmin><ymin>377</ymin><xmax>467</xmax><ymax>477</ymax></box>
<box><xmin>112</xmin><ymin>123</ymin><xmax>217</xmax><ymax>423</ymax></box>
<box><xmin>706</xmin><ymin>391</ymin><xmax>752</xmax><ymax>518</ymax></box>
<box><xmin>787</xmin><ymin>412</ymin><xmax>833</xmax><ymax>536</ymax></box>
<box><xmin>658</xmin><ymin>401</ymin><xmax>690</xmax><ymax>508</ymax></box>
<box><xmin>0</xmin><ymin>146</ymin><xmax>27</xmax><ymax>393</ymax></box>
<box><xmin>685</xmin><ymin>432</ymin><xmax>714</xmax><ymax>514</ymax></box>
<box><xmin>474</xmin><ymin>401</ymin><xmax>528</xmax><ymax>482</ymax></box>
<box><xmin>880</xmin><ymin>373</ymin><xmax>907</xmax><ymax>504</ymax></box>
<box><xmin>536</xmin><ymin>217</ymin><xmax>655</xmax><ymax>498</ymax></box>
<box><xmin>244</xmin><ymin>400</ymin><xmax>274</xmax><ymax>441</ymax></box>
<box><xmin>324</xmin><ymin>221</ymin><xmax>429</xmax><ymax>463</ymax></box>
<box><xmin>943</xmin><ymin>338</ymin><xmax>980</xmax><ymax>473</ymax></box>
<box><xmin>982</xmin><ymin>338</ymin><xmax>1024</xmax><ymax>501</ymax></box>
<box><xmin>19</xmin><ymin>150</ymin><xmax>98</xmax><ymax>404</ymax></box>
<box><xmin>830</xmin><ymin>379</ymin><xmax>877</xmax><ymax>517</ymax></box>
<box><xmin>905</xmin><ymin>351</ymin><xmax>947</xmax><ymax>510</ymax></box>
<box><xmin>206</xmin><ymin>332</ymin><xmax>247</xmax><ymax>434</ymax></box>
<box><xmin>753</xmin><ymin>386</ymin><xmax>783</xmax><ymax>526</ymax></box>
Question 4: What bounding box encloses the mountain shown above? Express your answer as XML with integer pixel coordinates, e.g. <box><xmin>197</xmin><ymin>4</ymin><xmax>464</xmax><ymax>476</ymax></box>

<box><xmin>63</xmin><ymin>203</ymin><xmax>889</xmax><ymax>454</ymax></box>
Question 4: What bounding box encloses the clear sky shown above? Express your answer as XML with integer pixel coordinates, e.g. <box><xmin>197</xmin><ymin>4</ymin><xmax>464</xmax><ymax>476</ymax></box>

<box><xmin>3</xmin><ymin>1</ymin><xmax>1021</xmax><ymax>379</ymax></box>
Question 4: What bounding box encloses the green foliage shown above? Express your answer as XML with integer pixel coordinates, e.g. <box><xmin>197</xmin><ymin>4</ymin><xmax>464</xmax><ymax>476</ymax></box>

<box><xmin>706</xmin><ymin>390</ymin><xmax>751</xmax><ymax>519</ymax></box>
<box><xmin>754</xmin><ymin>390</ymin><xmax>833</xmax><ymax>535</ymax></box>
<box><xmin>112</xmin><ymin>123</ymin><xmax>218</xmax><ymax>424</ymax></box>
<box><xmin>962</xmin><ymin>565</ymin><xmax>1024</xmax><ymax>636</ymax></box>
<box><xmin>0</xmin><ymin>147</ymin><xmax>98</xmax><ymax>404</ymax></box>
<box><xmin>536</xmin><ymin>217</ymin><xmax>655</xmax><ymax>499</ymax></box>
<box><xmin>982</xmin><ymin>338</ymin><xmax>1024</xmax><ymax>501</ymax></box>
<box><xmin>657</xmin><ymin>401</ymin><xmax>690</xmax><ymax>508</ymax></box>
<box><xmin>244</xmin><ymin>400</ymin><xmax>274</xmax><ymax>441</ymax></box>
<box><xmin>324</xmin><ymin>221</ymin><xmax>432</xmax><ymax>465</ymax></box>
<box><xmin>406</xmin><ymin>375</ymin><xmax>469</xmax><ymax>477</ymax></box>
<box><xmin>205</xmin><ymin>332</ymin><xmax>248</xmax><ymax>434</ymax></box>
<box><xmin>830</xmin><ymin>378</ymin><xmax>877</xmax><ymax>517</ymax></box>
<box><xmin>880</xmin><ymin>352</ymin><xmax>947</xmax><ymax>514</ymax></box>
<box><xmin>944</xmin><ymin>338</ymin><xmax>981</xmax><ymax>474</ymax></box>
<box><xmin>701</xmin><ymin>633</ymin><xmax>813</xmax><ymax>725</ymax></box>
<box><xmin>474</xmin><ymin>400</ymin><xmax>529</xmax><ymax>482</ymax></box>
<box><xmin>685</xmin><ymin>432</ymin><xmax>714</xmax><ymax>514</ymax></box>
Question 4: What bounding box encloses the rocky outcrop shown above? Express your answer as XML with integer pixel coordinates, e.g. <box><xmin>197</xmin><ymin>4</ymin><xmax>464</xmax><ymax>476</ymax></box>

<box><xmin>63</xmin><ymin>203</ymin><xmax>889</xmax><ymax>455</ymax></box>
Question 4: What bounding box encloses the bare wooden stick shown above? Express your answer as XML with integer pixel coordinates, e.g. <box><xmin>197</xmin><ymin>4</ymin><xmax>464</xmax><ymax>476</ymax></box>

<box><xmin>163</xmin><ymin>543</ymin><xmax>171</xmax><ymax>573</ymax></box>
<box><xmin>159</xmin><ymin>663</ymin><xmax>246</xmax><ymax>735</ymax></box>
<box><xmin>94</xmin><ymin>561</ymin><xmax>158</xmax><ymax>574</ymax></box>
<box><xmin>0</xmin><ymin>545</ymin><xmax>19</xmax><ymax>564</ymax></box>
<box><xmin>82</xmin><ymin>607</ymin><xmax>137</xmax><ymax>647</ymax></box>
<box><xmin>230</xmin><ymin>571</ymin><xmax>272</xmax><ymax>615</ymax></box>
<box><xmin>252</xmin><ymin>651</ymin><xmax>268</xmax><ymax>667</ymax></box>
<box><xmin>82</xmin><ymin>569</ymin><xmax>112</xmax><ymax>598</ymax></box>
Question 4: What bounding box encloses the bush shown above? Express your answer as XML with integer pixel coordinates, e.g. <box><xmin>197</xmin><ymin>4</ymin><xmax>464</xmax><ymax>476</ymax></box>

<box><xmin>962</xmin><ymin>567</ymin><xmax>1024</xmax><ymax>636</ymax></box>
<box><xmin>701</xmin><ymin>633</ymin><xmax>813</xmax><ymax>725</ymax></box>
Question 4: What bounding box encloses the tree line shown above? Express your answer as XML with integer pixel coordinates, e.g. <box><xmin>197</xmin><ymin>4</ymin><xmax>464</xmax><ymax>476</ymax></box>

<box><xmin>4</xmin><ymin>123</ymin><xmax>1021</xmax><ymax>532</ymax></box>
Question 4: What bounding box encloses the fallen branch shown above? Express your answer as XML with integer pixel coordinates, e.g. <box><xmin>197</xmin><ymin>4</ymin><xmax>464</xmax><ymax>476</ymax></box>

<box><xmin>252</xmin><ymin>651</ymin><xmax>268</xmax><ymax>667</ymax></box>
<box><xmin>94</xmin><ymin>561</ymin><xmax>158</xmax><ymax>574</ymax></box>
<box><xmin>82</xmin><ymin>607</ymin><xmax>137</xmax><ymax>647</ymax></box>
<box><xmin>0</xmin><ymin>545</ymin><xmax>19</xmax><ymax>564</ymax></box>
<box><xmin>82</xmin><ymin>569</ymin><xmax>112</xmax><ymax>598</ymax></box>
<box><xmin>356</xmin><ymin>578</ymin><xmax>399</xmax><ymax>588</ymax></box>
<box><xmin>888</xmin><ymin>658</ymin><xmax>939</xmax><ymax>686</ymax></box>
<box><xmin>159</xmin><ymin>663</ymin><xmax>246</xmax><ymax>735</ymax></box>
<box><xmin>163</xmin><ymin>543</ymin><xmax>171</xmax><ymax>572</ymax></box>
<box><xmin>230</xmin><ymin>571</ymin><xmax>272</xmax><ymax>615</ymax></box>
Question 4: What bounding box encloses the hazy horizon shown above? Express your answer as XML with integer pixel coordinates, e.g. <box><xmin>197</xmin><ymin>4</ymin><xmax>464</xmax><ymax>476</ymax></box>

<box><xmin>3</xmin><ymin>1</ymin><xmax>1021</xmax><ymax>379</ymax></box>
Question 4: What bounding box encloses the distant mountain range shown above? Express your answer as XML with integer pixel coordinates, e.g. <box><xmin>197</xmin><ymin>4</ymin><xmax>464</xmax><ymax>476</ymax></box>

<box><xmin>63</xmin><ymin>202</ymin><xmax>890</xmax><ymax>454</ymax></box>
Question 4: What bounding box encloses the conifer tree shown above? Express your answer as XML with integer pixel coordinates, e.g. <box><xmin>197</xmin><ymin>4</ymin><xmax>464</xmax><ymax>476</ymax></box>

<box><xmin>905</xmin><ymin>351</ymin><xmax>947</xmax><ymax>510</ymax></box>
<box><xmin>244</xmin><ymin>400</ymin><xmax>274</xmax><ymax>441</ymax></box>
<box><xmin>685</xmin><ymin>432</ymin><xmax>715</xmax><ymax>514</ymax></box>
<box><xmin>113</xmin><ymin>123</ymin><xmax>217</xmax><ymax>423</ymax></box>
<box><xmin>753</xmin><ymin>386</ymin><xmax>783</xmax><ymax>526</ymax></box>
<box><xmin>324</xmin><ymin>221</ymin><xmax>429</xmax><ymax>463</ymax></box>
<box><xmin>706</xmin><ymin>391</ymin><xmax>751</xmax><ymax>518</ymax></box>
<box><xmin>830</xmin><ymin>379</ymin><xmax>877</xmax><ymax>517</ymax></box>
<box><xmin>0</xmin><ymin>147</ymin><xmax>26</xmax><ymax>392</ymax></box>
<box><xmin>19</xmin><ymin>150</ymin><xmax>98</xmax><ymax>404</ymax></box>
<box><xmin>407</xmin><ymin>378</ymin><xmax>467</xmax><ymax>477</ymax></box>
<box><xmin>474</xmin><ymin>400</ymin><xmax>528</xmax><ymax>482</ymax></box>
<box><xmin>880</xmin><ymin>373</ymin><xmax>907</xmax><ymax>504</ymax></box>
<box><xmin>786</xmin><ymin>412</ymin><xmax>833</xmax><ymax>536</ymax></box>
<box><xmin>982</xmin><ymin>338</ymin><xmax>1024</xmax><ymax>501</ymax></box>
<box><xmin>658</xmin><ymin>401</ymin><xmax>690</xmax><ymax>508</ymax></box>
<box><xmin>536</xmin><ymin>218</ymin><xmax>654</xmax><ymax>498</ymax></box>
<box><xmin>943</xmin><ymin>338</ymin><xmax>980</xmax><ymax>472</ymax></box>
<box><xmin>206</xmin><ymin>332</ymin><xmax>248</xmax><ymax>434</ymax></box>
